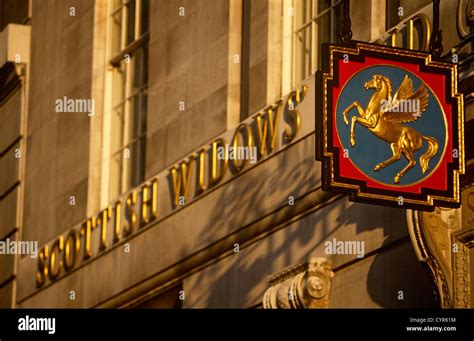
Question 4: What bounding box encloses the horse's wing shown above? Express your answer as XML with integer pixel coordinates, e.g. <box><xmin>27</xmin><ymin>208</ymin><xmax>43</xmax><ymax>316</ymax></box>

<box><xmin>392</xmin><ymin>75</ymin><xmax>415</xmax><ymax>103</ymax></box>
<box><xmin>383</xmin><ymin>83</ymin><xmax>429</xmax><ymax>123</ymax></box>
<box><xmin>383</xmin><ymin>75</ymin><xmax>415</xmax><ymax>114</ymax></box>
<box><xmin>412</xmin><ymin>83</ymin><xmax>429</xmax><ymax>113</ymax></box>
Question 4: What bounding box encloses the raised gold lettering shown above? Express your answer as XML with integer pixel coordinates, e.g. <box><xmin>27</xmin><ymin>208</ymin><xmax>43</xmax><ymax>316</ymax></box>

<box><xmin>124</xmin><ymin>191</ymin><xmax>137</xmax><ymax>237</ymax></box>
<box><xmin>255</xmin><ymin>102</ymin><xmax>279</xmax><ymax>156</ymax></box>
<box><xmin>63</xmin><ymin>230</ymin><xmax>78</xmax><ymax>271</ymax></box>
<box><xmin>193</xmin><ymin>148</ymin><xmax>207</xmax><ymax>196</ymax></box>
<box><xmin>140</xmin><ymin>177</ymin><xmax>158</xmax><ymax>227</ymax></box>
<box><xmin>36</xmin><ymin>246</ymin><xmax>49</xmax><ymax>288</ymax></box>
<box><xmin>230</xmin><ymin>123</ymin><xmax>254</xmax><ymax>172</ymax></box>
<box><xmin>48</xmin><ymin>236</ymin><xmax>64</xmax><ymax>281</ymax></box>
<box><xmin>169</xmin><ymin>159</ymin><xmax>192</xmax><ymax>207</ymax></box>
<box><xmin>209</xmin><ymin>138</ymin><xmax>228</xmax><ymax>188</ymax></box>
<box><xmin>284</xmin><ymin>85</ymin><xmax>306</xmax><ymax>143</ymax></box>
<box><xmin>97</xmin><ymin>207</ymin><xmax>112</xmax><ymax>251</ymax></box>
<box><xmin>79</xmin><ymin>217</ymin><xmax>96</xmax><ymax>261</ymax></box>
<box><xmin>114</xmin><ymin>201</ymin><xmax>122</xmax><ymax>243</ymax></box>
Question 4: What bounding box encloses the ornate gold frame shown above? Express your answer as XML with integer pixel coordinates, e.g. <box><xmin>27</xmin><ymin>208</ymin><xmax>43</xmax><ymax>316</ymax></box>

<box><xmin>316</xmin><ymin>42</ymin><xmax>465</xmax><ymax>211</ymax></box>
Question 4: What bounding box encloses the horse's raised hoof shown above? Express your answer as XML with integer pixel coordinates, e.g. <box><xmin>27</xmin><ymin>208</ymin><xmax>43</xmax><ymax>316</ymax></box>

<box><xmin>343</xmin><ymin>114</ymin><xmax>349</xmax><ymax>126</ymax></box>
<box><xmin>350</xmin><ymin>136</ymin><xmax>356</xmax><ymax>147</ymax></box>
<box><xmin>374</xmin><ymin>164</ymin><xmax>382</xmax><ymax>171</ymax></box>
<box><xmin>393</xmin><ymin>175</ymin><xmax>401</xmax><ymax>184</ymax></box>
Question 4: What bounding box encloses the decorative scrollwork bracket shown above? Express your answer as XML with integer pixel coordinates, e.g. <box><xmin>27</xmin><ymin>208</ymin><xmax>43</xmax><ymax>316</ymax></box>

<box><xmin>263</xmin><ymin>258</ymin><xmax>334</xmax><ymax>309</ymax></box>
<box><xmin>407</xmin><ymin>208</ymin><xmax>471</xmax><ymax>308</ymax></box>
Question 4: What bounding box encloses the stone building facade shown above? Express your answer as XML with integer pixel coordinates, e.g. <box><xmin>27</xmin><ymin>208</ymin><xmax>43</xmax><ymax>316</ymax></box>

<box><xmin>0</xmin><ymin>0</ymin><xmax>473</xmax><ymax>308</ymax></box>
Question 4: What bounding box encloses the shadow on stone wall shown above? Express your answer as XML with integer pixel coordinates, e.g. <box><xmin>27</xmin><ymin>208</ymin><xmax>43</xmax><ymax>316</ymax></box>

<box><xmin>151</xmin><ymin>146</ymin><xmax>438</xmax><ymax>308</ymax></box>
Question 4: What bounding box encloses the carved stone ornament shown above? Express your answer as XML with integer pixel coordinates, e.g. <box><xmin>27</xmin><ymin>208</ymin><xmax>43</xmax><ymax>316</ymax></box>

<box><xmin>407</xmin><ymin>208</ymin><xmax>471</xmax><ymax>308</ymax></box>
<box><xmin>263</xmin><ymin>258</ymin><xmax>334</xmax><ymax>309</ymax></box>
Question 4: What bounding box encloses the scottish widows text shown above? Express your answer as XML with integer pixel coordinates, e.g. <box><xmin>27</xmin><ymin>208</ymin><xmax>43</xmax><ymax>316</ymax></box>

<box><xmin>36</xmin><ymin>84</ymin><xmax>308</xmax><ymax>288</ymax></box>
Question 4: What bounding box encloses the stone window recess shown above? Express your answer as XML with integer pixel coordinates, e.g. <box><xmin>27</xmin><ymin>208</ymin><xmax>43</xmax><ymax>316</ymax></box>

<box><xmin>263</xmin><ymin>258</ymin><xmax>335</xmax><ymax>308</ymax></box>
<box><xmin>292</xmin><ymin>0</ymin><xmax>342</xmax><ymax>86</ymax></box>
<box><xmin>108</xmin><ymin>0</ymin><xmax>150</xmax><ymax>200</ymax></box>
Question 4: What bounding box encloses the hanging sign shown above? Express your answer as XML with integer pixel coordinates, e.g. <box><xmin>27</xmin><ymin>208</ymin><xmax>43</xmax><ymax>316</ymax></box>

<box><xmin>316</xmin><ymin>42</ymin><xmax>464</xmax><ymax>210</ymax></box>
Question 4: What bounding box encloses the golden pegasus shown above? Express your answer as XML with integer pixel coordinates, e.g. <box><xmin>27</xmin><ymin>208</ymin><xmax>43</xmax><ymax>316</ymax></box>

<box><xmin>342</xmin><ymin>74</ymin><xmax>439</xmax><ymax>184</ymax></box>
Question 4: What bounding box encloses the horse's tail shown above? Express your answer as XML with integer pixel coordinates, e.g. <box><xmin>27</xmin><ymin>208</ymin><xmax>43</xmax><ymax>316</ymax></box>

<box><xmin>420</xmin><ymin>136</ymin><xmax>439</xmax><ymax>174</ymax></box>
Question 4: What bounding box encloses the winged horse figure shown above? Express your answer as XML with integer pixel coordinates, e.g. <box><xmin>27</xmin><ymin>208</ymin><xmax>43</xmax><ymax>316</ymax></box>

<box><xmin>342</xmin><ymin>74</ymin><xmax>438</xmax><ymax>184</ymax></box>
